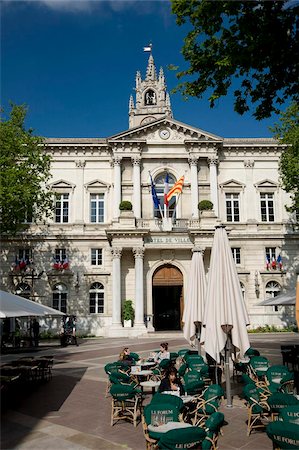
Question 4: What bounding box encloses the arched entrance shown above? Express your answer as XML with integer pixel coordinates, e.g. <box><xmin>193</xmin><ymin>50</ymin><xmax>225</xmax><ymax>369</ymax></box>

<box><xmin>152</xmin><ymin>264</ymin><xmax>183</xmax><ymax>331</ymax></box>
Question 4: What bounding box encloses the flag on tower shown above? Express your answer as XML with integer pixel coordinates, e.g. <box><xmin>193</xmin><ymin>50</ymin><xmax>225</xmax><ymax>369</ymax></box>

<box><xmin>166</xmin><ymin>175</ymin><xmax>185</xmax><ymax>204</ymax></box>
<box><xmin>143</xmin><ymin>44</ymin><xmax>152</xmax><ymax>52</ymax></box>
<box><xmin>150</xmin><ymin>174</ymin><xmax>160</xmax><ymax>209</ymax></box>
<box><xmin>164</xmin><ymin>173</ymin><xmax>169</xmax><ymax>207</ymax></box>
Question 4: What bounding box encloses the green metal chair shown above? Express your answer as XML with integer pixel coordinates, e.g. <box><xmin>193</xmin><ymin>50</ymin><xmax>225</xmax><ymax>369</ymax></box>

<box><xmin>178</xmin><ymin>363</ymin><xmax>187</xmax><ymax>378</ymax></box>
<box><xmin>265</xmin><ymin>365</ymin><xmax>294</xmax><ymax>394</ymax></box>
<box><xmin>245</xmin><ymin>347</ymin><xmax>260</xmax><ymax>358</ymax></box>
<box><xmin>130</xmin><ymin>352</ymin><xmax>140</xmax><ymax>361</ymax></box>
<box><xmin>279</xmin><ymin>405</ymin><xmax>299</xmax><ymax>425</ymax></box>
<box><xmin>183</xmin><ymin>370</ymin><xmax>205</xmax><ymax>395</ymax></box>
<box><xmin>192</xmin><ymin>384</ymin><xmax>224</xmax><ymax>426</ymax></box>
<box><xmin>142</xmin><ymin>402</ymin><xmax>180</xmax><ymax>446</ymax></box>
<box><xmin>157</xmin><ymin>426</ymin><xmax>206</xmax><ymax>449</ymax></box>
<box><xmin>266</xmin><ymin>421</ymin><xmax>299</xmax><ymax>449</ymax></box>
<box><xmin>249</xmin><ymin>356</ymin><xmax>270</xmax><ymax>380</ymax></box>
<box><xmin>201</xmin><ymin>411</ymin><xmax>225</xmax><ymax>450</ymax></box>
<box><xmin>178</xmin><ymin>349</ymin><xmax>191</xmax><ymax>358</ymax></box>
<box><xmin>170</xmin><ymin>352</ymin><xmax>179</xmax><ymax>364</ymax></box>
<box><xmin>110</xmin><ymin>383</ymin><xmax>142</xmax><ymax>427</ymax></box>
<box><xmin>267</xmin><ymin>392</ymin><xmax>299</xmax><ymax>421</ymax></box>
<box><xmin>151</xmin><ymin>392</ymin><xmax>184</xmax><ymax>412</ymax></box>
<box><xmin>242</xmin><ymin>383</ymin><xmax>271</xmax><ymax>435</ymax></box>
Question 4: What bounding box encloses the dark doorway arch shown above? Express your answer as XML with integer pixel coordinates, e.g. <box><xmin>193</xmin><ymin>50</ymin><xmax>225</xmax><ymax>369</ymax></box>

<box><xmin>152</xmin><ymin>264</ymin><xmax>183</xmax><ymax>331</ymax></box>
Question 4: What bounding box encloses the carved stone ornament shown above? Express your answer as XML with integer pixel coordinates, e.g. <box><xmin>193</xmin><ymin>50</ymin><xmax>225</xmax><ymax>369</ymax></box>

<box><xmin>111</xmin><ymin>247</ymin><xmax>122</xmax><ymax>259</ymax></box>
<box><xmin>133</xmin><ymin>247</ymin><xmax>145</xmax><ymax>259</ymax></box>
<box><xmin>131</xmin><ymin>156</ymin><xmax>141</xmax><ymax>166</ymax></box>
<box><xmin>188</xmin><ymin>157</ymin><xmax>198</xmax><ymax>167</ymax></box>
<box><xmin>208</xmin><ymin>156</ymin><xmax>219</xmax><ymax>166</ymax></box>
<box><xmin>75</xmin><ymin>160</ymin><xmax>86</xmax><ymax>168</ymax></box>
<box><xmin>112</xmin><ymin>156</ymin><xmax>122</xmax><ymax>167</ymax></box>
<box><xmin>160</xmin><ymin>250</ymin><xmax>175</xmax><ymax>262</ymax></box>
<box><xmin>244</xmin><ymin>159</ymin><xmax>255</xmax><ymax>168</ymax></box>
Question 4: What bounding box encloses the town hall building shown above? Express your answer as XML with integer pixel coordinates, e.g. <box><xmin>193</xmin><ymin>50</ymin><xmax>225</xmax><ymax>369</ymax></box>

<box><xmin>1</xmin><ymin>54</ymin><xmax>298</xmax><ymax>337</ymax></box>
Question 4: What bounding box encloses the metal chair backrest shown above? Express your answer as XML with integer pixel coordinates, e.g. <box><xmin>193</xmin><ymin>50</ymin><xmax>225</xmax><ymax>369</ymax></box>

<box><xmin>157</xmin><ymin>426</ymin><xmax>206</xmax><ymax>449</ymax></box>
<box><xmin>266</xmin><ymin>421</ymin><xmax>299</xmax><ymax>449</ymax></box>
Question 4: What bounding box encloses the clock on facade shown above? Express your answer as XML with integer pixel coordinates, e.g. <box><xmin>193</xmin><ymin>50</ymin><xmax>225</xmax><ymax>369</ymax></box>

<box><xmin>159</xmin><ymin>129</ymin><xmax>170</xmax><ymax>140</ymax></box>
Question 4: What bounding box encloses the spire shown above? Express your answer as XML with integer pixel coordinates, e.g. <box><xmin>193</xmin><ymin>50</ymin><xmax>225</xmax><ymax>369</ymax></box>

<box><xmin>136</xmin><ymin>70</ymin><xmax>141</xmax><ymax>89</ymax></box>
<box><xmin>129</xmin><ymin>95</ymin><xmax>134</xmax><ymax>112</ymax></box>
<box><xmin>145</xmin><ymin>54</ymin><xmax>157</xmax><ymax>81</ymax></box>
<box><xmin>159</xmin><ymin>67</ymin><xmax>165</xmax><ymax>87</ymax></box>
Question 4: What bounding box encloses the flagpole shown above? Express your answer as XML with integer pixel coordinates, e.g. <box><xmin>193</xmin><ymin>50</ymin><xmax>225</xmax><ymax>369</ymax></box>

<box><xmin>172</xmin><ymin>192</ymin><xmax>182</xmax><ymax>223</ymax></box>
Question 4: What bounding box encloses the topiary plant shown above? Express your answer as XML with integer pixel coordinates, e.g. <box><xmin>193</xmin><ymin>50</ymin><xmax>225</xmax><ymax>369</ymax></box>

<box><xmin>122</xmin><ymin>300</ymin><xmax>135</xmax><ymax>321</ymax></box>
<box><xmin>119</xmin><ymin>200</ymin><xmax>133</xmax><ymax>211</ymax></box>
<box><xmin>198</xmin><ymin>200</ymin><xmax>213</xmax><ymax>211</ymax></box>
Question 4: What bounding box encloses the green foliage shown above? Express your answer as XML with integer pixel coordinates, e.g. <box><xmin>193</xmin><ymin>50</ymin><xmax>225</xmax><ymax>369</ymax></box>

<box><xmin>0</xmin><ymin>104</ymin><xmax>53</xmax><ymax>234</ymax></box>
<box><xmin>122</xmin><ymin>300</ymin><xmax>135</xmax><ymax>321</ymax></box>
<box><xmin>198</xmin><ymin>200</ymin><xmax>213</xmax><ymax>211</ymax></box>
<box><xmin>248</xmin><ymin>324</ymin><xmax>298</xmax><ymax>333</ymax></box>
<box><xmin>171</xmin><ymin>1</ymin><xmax>299</xmax><ymax>120</ymax></box>
<box><xmin>119</xmin><ymin>200</ymin><xmax>133</xmax><ymax>211</ymax></box>
<box><xmin>270</xmin><ymin>103</ymin><xmax>299</xmax><ymax>213</ymax></box>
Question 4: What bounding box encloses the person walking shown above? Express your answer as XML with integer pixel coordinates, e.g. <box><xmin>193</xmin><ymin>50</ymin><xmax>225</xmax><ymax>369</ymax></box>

<box><xmin>32</xmin><ymin>318</ymin><xmax>40</xmax><ymax>347</ymax></box>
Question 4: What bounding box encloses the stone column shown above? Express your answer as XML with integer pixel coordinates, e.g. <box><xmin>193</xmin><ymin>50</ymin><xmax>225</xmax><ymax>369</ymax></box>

<box><xmin>208</xmin><ymin>156</ymin><xmax>219</xmax><ymax>217</ymax></box>
<box><xmin>112</xmin><ymin>156</ymin><xmax>122</xmax><ymax>219</ymax></box>
<box><xmin>133</xmin><ymin>247</ymin><xmax>146</xmax><ymax>331</ymax></box>
<box><xmin>111</xmin><ymin>247</ymin><xmax>122</xmax><ymax>326</ymax></box>
<box><xmin>75</xmin><ymin>160</ymin><xmax>86</xmax><ymax>223</ymax></box>
<box><xmin>189</xmin><ymin>157</ymin><xmax>199</xmax><ymax>219</ymax></box>
<box><xmin>244</xmin><ymin>159</ymin><xmax>255</xmax><ymax>222</ymax></box>
<box><xmin>132</xmin><ymin>156</ymin><xmax>141</xmax><ymax>219</ymax></box>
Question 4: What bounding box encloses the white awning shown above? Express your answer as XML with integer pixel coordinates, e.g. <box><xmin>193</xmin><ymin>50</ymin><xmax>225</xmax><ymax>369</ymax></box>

<box><xmin>257</xmin><ymin>290</ymin><xmax>296</xmax><ymax>306</ymax></box>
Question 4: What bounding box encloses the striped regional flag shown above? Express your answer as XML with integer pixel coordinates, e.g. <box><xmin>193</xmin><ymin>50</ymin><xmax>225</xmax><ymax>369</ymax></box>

<box><xmin>166</xmin><ymin>176</ymin><xmax>185</xmax><ymax>203</ymax></box>
<box><xmin>164</xmin><ymin>172</ymin><xmax>169</xmax><ymax>207</ymax></box>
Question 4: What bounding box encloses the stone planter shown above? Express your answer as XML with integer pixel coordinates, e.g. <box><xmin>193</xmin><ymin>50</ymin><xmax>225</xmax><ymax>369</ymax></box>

<box><xmin>123</xmin><ymin>319</ymin><xmax>132</xmax><ymax>328</ymax></box>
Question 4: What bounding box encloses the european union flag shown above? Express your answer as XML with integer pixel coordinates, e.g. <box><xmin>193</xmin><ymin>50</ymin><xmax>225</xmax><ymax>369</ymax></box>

<box><xmin>150</xmin><ymin>175</ymin><xmax>160</xmax><ymax>209</ymax></box>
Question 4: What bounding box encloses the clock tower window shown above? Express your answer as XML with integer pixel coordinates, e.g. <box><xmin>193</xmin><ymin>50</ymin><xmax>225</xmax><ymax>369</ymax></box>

<box><xmin>145</xmin><ymin>89</ymin><xmax>156</xmax><ymax>106</ymax></box>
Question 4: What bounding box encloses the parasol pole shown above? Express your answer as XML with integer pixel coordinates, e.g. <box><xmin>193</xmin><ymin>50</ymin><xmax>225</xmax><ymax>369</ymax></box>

<box><xmin>194</xmin><ymin>321</ymin><xmax>202</xmax><ymax>355</ymax></box>
<box><xmin>222</xmin><ymin>324</ymin><xmax>233</xmax><ymax>407</ymax></box>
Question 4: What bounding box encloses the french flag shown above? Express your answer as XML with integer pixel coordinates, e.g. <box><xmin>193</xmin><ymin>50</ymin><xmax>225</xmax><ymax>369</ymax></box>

<box><xmin>266</xmin><ymin>256</ymin><xmax>270</xmax><ymax>270</ymax></box>
<box><xmin>277</xmin><ymin>255</ymin><xmax>283</xmax><ymax>270</ymax></box>
<box><xmin>62</xmin><ymin>257</ymin><xmax>69</xmax><ymax>270</ymax></box>
<box><xmin>271</xmin><ymin>257</ymin><xmax>277</xmax><ymax>270</ymax></box>
<box><xmin>164</xmin><ymin>173</ymin><xmax>169</xmax><ymax>207</ymax></box>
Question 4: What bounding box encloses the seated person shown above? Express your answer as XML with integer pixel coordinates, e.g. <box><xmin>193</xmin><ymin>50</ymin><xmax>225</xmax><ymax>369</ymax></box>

<box><xmin>154</xmin><ymin>342</ymin><xmax>170</xmax><ymax>363</ymax></box>
<box><xmin>159</xmin><ymin>366</ymin><xmax>185</xmax><ymax>395</ymax></box>
<box><xmin>119</xmin><ymin>347</ymin><xmax>134</xmax><ymax>366</ymax></box>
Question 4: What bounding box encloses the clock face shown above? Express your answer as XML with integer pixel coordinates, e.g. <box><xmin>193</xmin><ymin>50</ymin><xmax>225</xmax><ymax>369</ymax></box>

<box><xmin>159</xmin><ymin>129</ymin><xmax>170</xmax><ymax>140</ymax></box>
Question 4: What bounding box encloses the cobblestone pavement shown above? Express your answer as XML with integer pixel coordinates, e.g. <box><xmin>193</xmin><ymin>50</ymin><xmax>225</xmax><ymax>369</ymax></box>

<box><xmin>1</xmin><ymin>332</ymin><xmax>298</xmax><ymax>449</ymax></box>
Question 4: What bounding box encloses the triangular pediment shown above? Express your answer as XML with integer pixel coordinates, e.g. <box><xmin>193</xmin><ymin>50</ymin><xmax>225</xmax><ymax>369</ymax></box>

<box><xmin>84</xmin><ymin>179</ymin><xmax>111</xmax><ymax>190</ymax></box>
<box><xmin>255</xmin><ymin>179</ymin><xmax>278</xmax><ymax>189</ymax></box>
<box><xmin>49</xmin><ymin>179</ymin><xmax>76</xmax><ymax>190</ymax></box>
<box><xmin>219</xmin><ymin>179</ymin><xmax>245</xmax><ymax>191</ymax></box>
<box><xmin>108</xmin><ymin>117</ymin><xmax>223</xmax><ymax>143</ymax></box>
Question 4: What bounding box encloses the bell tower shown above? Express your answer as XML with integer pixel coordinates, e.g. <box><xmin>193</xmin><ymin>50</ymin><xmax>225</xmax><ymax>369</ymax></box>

<box><xmin>129</xmin><ymin>53</ymin><xmax>173</xmax><ymax>128</ymax></box>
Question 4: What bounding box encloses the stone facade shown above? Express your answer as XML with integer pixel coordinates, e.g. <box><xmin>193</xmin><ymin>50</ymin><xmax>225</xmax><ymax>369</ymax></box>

<box><xmin>1</xmin><ymin>54</ymin><xmax>298</xmax><ymax>336</ymax></box>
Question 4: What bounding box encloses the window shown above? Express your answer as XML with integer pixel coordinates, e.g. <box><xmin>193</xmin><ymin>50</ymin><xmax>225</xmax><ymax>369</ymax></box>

<box><xmin>55</xmin><ymin>248</ymin><xmax>66</xmax><ymax>262</ymax></box>
<box><xmin>90</xmin><ymin>194</ymin><xmax>104</xmax><ymax>223</ymax></box>
<box><xmin>225</xmin><ymin>193</ymin><xmax>240</xmax><ymax>222</ymax></box>
<box><xmin>154</xmin><ymin>172</ymin><xmax>176</xmax><ymax>218</ymax></box>
<box><xmin>52</xmin><ymin>283</ymin><xmax>67</xmax><ymax>313</ymax></box>
<box><xmin>89</xmin><ymin>282</ymin><xmax>104</xmax><ymax>313</ymax></box>
<box><xmin>91</xmin><ymin>249</ymin><xmax>103</xmax><ymax>266</ymax></box>
<box><xmin>55</xmin><ymin>194</ymin><xmax>69</xmax><ymax>223</ymax></box>
<box><xmin>18</xmin><ymin>248</ymin><xmax>32</xmax><ymax>263</ymax></box>
<box><xmin>231</xmin><ymin>248</ymin><xmax>241</xmax><ymax>265</ymax></box>
<box><xmin>265</xmin><ymin>281</ymin><xmax>281</xmax><ymax>312</ymax></box>
<box><xmin>260</xmin><ymin>193</ymin><xmax>274</xmax><ymax>222</ymax></box>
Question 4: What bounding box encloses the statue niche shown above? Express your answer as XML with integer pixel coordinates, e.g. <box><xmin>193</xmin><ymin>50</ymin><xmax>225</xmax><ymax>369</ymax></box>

<box><xmin>145</xmin><ymin>89</ymin><xmax>157</xmax><ymax>106</ymax></box>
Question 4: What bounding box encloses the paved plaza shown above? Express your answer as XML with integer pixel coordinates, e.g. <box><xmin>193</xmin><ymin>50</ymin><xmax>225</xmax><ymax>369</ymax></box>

<box><xmin>1</xmin><ymin>332</ymin><xmax>298</xmax><ymax>449</ymax></box>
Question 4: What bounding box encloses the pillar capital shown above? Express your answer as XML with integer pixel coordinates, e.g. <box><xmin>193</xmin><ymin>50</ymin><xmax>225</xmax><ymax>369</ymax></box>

<box><xmin>192</xmin><ymin>246</ymin><xmax>205</xmax><ymax>254</ymax></box>
<box><xmin>75</xmin><ymin>160</ymin><xmax>86</xmax><ymax>168</ymax></box>
<box><xmin>133</xmin><ymin>247</ymin><xmax>145</xmax><ymax>259</ymax></box>
<box><xmin>111</xmin><ymin>247</ymin><xmax>122</xmax><ymax>259</ymax></box>
<box><xmin>208</xmin><ymin>156</ymin><xmax>219</xmax><ymax>166</ymax></box>
<box><xmin>112</xmin><ymin>156</ymin><xmax>122</xmax><ymax>167</ymax></box>
<box><xmin>244</xmin><ymin>159</ymin><xmax>255</xmax><ymax>168</ymax></box>
<box><xmin>188</xmin><ymin>156</ymin><xmax>198</xmax><ymax>167</ymax></box>
<box><xmin>131</xmin><ymin>156</ymin><xmax>141</xmax><ymax>166</ymax></box>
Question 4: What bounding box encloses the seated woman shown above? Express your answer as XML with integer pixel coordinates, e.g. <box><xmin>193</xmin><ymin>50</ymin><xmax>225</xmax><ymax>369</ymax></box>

<box><xmin>154</xmin><ymin>342</ymin><xmax>170</xmax><ymax>364</ymax></box>
<box><xmin>159</xmin><ymin>366</ymin><xmax>185</xmax><ymax>395</ymax></box>
<box><xmin>118</xmin><ymin>347</ymin><xmax>134</xmax><ymax>366</ymax></box>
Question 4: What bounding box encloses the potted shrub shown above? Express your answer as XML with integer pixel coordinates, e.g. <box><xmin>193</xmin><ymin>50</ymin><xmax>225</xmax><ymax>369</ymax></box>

<box><xmin>119</xmin><ymin>200</ymin><xmax>133</xmax><ymax>211</ymax></box>
<box><xmin>198</xmin><ymin>200</ymin><xmax>213</xmax><ymax>211</ymax></box>
<box><xmin>122</xmin><ymin>300</ymin><xmax>134</xmax><ymax>327</ymax></box>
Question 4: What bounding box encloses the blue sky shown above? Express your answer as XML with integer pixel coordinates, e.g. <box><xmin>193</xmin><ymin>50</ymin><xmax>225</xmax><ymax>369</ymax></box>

<box><xmin>2</xmin><ymin>0</ymin><xmax>282</xmax><ymax>138</ymax></box>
